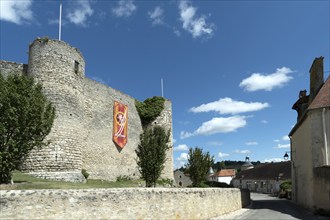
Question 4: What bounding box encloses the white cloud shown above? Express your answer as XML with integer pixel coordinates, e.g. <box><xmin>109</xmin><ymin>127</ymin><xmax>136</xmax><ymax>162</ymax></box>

<box><xmin>190</xmin><ymin>97</ymin><xmax>269</xmax><ymax>115</ymax></box>
<box><xmin>261</xmin><ymin>120</ymin><xmax>268</xmax><ymax>124</ymax></box>
<box><xmin>67</xmin><ymin>0</ymin><xmax>93</xmax><ymax>27</ymax></box>
<box><xmin>174</xmin><ymin>144</ymin><xmax>189</xmax><ymax>151</ymax></box>
<box><xmin>112</xmin><ymin>0</ymin><xmax>136</xmax><ymax>18</ymax></box>
<box><xmin>234</xmin><ymin>149</ymin><xmax>251</xmax><ymax>154</ymax></box>
<box><xmin>148</xmin><ymin>6</ymin><xmax>164</xmax><ymax>25</ymax></box>
<box><xmin>176</xmin><ymin>152</ymin><xmax>189</xmax><ymax>161</ymax></box>
<box><xmin>274</xmin><ymin>144</ymin><xmax>290</xmax><ymax>149</ymax></box>
<box><xmin>218</xmin><ymin>152</ymin><xmax>230</xmax><ymax>158</ymax></box>
<box><xmin>282</xmin><ymin>135</ymin><xmax>290</xmax><ymax>141</ymax></box>
<box><xmin>180</xmin><ymin>115</ymin><xmax>247</xmax><ymax>139</ymax></box>
<box><xmin>264</xmin><ymin>158</ymin><xmax>284</xmax><ymax>163</ymax></box>
<box><xmin>274</xmin><ymin>139</ymin><xmax>280</xmax><ymax>143</ymax></box>
<box><xmin>245</xmin><ymin>141</ymin><xmax>258</xmax><ymax>146</ymax></box>
<box><xmin>209</xmin><ymin>141</ymin><xmax>223</xmax><ymax>146</ymax></box>
<box><xmin>0</xmin><ymin>0</ymin><xmax>34</xmax><ymax>25</ymax></box>
<box><xmin>176</xmin><ymin>153</ymin><xmax>188</xmax><ymax>167</ymax></box>
<box><xmin>173</xmin><ymin>138</ymin><xmax>176</xmax><ymax>144</ymax></box>
<box><xmin>178</xmin><ymin>0</ymin><xmax>215</xmax><ymax>39</ymax></box>
<box><xmin>239</xmin><ymin>67</ymin><xmax>294</xmax><ymax>92</ymax></box>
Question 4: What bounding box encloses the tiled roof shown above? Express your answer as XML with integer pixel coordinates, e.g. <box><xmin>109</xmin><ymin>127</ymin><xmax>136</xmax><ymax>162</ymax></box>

<box><xmin>308</xmin><ymin>76</ymin><xmax>330</xmax><ymax>110</ymax></box>
<box><xmin>214</xmin><ymin>169</ymin><xmax>236</xmax><ymax>177</ymax></box>
<box><xmin>234</xmin><ymin>161</ymin><xmax>291</xmax><ymax>180</ymax></box>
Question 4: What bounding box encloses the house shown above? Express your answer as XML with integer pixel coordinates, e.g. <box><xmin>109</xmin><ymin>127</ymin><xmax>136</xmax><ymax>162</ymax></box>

<box><xmin>173</xmin><ymin>170</ymin><xmax>192</xmax><ymax>187</ymax></box>
<box><xmin>289</xmin><ymin>57</ymin><xmax>330</xmax><ymax>212</ymax></box>
<box><xmin>213</xmin><ymin>169</ymin><xmax>236</xmax><ymax>185</ymax></box>
<box><xmin>232</xmin><ymin>161</ymin><xmax>291</xmax><ymax>194</ymax></box>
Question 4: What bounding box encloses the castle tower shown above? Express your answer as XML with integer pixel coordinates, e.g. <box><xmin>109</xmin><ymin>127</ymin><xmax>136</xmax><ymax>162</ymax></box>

<box><xmin>22</xmin><ymin>38</ymin><xmax>86</xmax><ymax>182</ymax></box>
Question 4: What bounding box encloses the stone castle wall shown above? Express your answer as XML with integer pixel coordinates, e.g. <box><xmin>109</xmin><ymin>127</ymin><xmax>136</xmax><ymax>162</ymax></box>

<box><xmin>0</xmin><ymin>38</ymin><xmax>173</xmax><ymax>182</ymax></box>
<box><xmin>0</xmin><ymin>188</ymin><xmax>250</xmax><ymax>219</ymax></box>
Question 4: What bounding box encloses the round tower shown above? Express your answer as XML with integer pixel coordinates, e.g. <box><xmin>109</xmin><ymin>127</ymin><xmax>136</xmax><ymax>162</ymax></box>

<box><xmin>22</xmin><ymin>38</ymin><xmax>86</xmax><ymax>182</ymax></box>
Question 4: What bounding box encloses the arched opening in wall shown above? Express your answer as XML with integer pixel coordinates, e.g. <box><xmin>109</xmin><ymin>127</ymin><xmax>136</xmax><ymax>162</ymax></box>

<box><xmin>179</xmin><ymin>181</ymin><xmax>182</xmax><ymax>187</ymax></box>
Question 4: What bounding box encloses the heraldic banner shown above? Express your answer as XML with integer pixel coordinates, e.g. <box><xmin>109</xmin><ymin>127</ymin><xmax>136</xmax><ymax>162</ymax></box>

<box><xmin>113</xmin><ymin>101</ymin><xmax>128</xmax><ymax>148</ymax></box>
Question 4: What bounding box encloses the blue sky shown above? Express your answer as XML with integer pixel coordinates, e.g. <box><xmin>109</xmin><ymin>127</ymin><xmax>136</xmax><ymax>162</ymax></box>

<box><xmin>1</xmin><ymin>0</ymin><xmax>329</xmax><ymax>169</ymax></box>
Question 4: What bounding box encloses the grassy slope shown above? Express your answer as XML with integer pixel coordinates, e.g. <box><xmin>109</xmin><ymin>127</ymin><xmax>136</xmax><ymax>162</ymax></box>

<box><xmin>0</xmin><ymin>171</ymin><xmax>144</xmax><ymax>190</ymax></box>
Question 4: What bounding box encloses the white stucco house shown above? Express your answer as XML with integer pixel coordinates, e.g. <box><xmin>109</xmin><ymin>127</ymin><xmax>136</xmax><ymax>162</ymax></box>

<box><xmin>232</xmin><ymin>161</ymin><xmax>291</xmax><ymax>194</ymax></box>
<box><xmin>289</xmin><ymin>56</ymin><xmax>330</xmax><ymax>212</ymax></box>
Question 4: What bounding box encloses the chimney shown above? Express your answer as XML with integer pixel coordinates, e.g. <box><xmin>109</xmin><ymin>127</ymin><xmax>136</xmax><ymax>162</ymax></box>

<box><xmin>309</xmin><ymin>56</ymin><xmax>324</xmax><ymax>103</ymax></box>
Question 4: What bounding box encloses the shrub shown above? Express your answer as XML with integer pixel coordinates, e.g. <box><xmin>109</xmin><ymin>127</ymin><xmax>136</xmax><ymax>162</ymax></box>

<box><xmin>81</xmin><ymin>169</ymin><xmax>89</xmax><ymax>179</ymax></box>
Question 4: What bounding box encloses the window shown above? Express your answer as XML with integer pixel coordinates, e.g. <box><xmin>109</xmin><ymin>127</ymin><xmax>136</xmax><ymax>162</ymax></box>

<box><xmin>74</xmin><ymin>61</ymin><xmax>79</xmax><ymax>74</ymax></box>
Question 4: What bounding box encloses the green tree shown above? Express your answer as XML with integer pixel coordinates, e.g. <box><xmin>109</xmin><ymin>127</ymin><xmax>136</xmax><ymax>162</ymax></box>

<box><xmin>135</xmin><ymin>96</ymin><xmax>165</xmax><ymax>127</ymax></box>
<box><xmin>135</xmin><ymin>126</ymin><xmax>170</xmax><ymax>187</ymax></box>
<box><xmin>186</xmin><ymin>147</ymin><xmax>214</xmax><ymax>187</ymax></box>
<box><xmin>0</xmin><ymin>74</ymin><xmax>55</xmax><ymax>184</ymax></box>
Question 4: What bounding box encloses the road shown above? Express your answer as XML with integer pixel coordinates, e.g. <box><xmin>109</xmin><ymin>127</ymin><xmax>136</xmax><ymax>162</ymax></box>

<box><xmin>213</xmin><ymin>193</ymin><xmax>328</xmax><ymax>220</ymax></box>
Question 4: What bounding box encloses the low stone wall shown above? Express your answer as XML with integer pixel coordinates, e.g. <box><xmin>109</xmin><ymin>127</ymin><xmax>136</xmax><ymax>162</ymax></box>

<box><xmin>0</xmin><ymin>188</ymin><xmax>250</xmax><ymax>219</ymax></box>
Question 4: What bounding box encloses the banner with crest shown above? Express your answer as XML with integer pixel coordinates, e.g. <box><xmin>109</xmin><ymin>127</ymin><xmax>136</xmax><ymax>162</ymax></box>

<box><xmin>113</xmin><ymin>101</ymin><xmax>128</xmax><ymax>148</ymax></box>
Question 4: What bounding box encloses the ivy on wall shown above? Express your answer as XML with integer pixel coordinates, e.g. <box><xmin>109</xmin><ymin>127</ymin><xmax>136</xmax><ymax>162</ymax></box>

<box><xmin>135</xmin><ymin>96</ymin><xmax>165</xmax><ymax>127</ymax></box>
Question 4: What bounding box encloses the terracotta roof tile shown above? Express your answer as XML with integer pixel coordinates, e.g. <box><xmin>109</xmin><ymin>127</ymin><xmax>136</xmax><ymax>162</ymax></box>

<box><xmin>214</xmin><ymin>169</ymin><xmax>236</xmax><ymax>177</ymax></box>
<box><xmin>309</xmin><ymin>76</ymin><xmax>330</xmax><ymax>110</ymax></box>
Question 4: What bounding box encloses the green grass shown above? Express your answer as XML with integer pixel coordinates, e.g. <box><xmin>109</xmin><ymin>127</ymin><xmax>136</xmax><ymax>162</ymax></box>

<box><xmin>0</xmin><ymin>171</ymin><xmax>144</xmax><ymax>190</ymax></box>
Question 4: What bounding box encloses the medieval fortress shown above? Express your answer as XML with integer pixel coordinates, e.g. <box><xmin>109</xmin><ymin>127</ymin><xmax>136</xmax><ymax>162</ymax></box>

<box><xmin>0</xmin><ymin>38</ymin><xmax>174</xmax><ymax>182</ymax></box>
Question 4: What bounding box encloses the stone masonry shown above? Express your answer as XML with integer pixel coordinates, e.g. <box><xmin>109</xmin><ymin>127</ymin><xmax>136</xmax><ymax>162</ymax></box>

<box><xmin>0</xmin><ymin>188</ymin><xmax>250</xmax><ymax>219</ymax></box>
<box><xmin>0</xmin><ymin>38</ymin><xmax>174</xmax><ymax>182</ymax></box>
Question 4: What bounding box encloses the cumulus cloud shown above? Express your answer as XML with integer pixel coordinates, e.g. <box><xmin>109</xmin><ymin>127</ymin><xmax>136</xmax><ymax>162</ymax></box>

<box><xmin>67</xmin><ymin>0</ymin><xmax>93</xmax><ymax>26</ymax></box>
<box><xmin>174</xmin><ymin>144</ymin><xmax>189</xmax><ymax>151</ymax></box>
<box><xmin>190</xmin><ymin>97</ymin><xmax>269</xmax><ymax>115</ymax></box>
<box><xmin>175</xmin><ymin>152</ymin><xmax>189</xmax><ymax>167</ymax></box>
<box><xmin>245</xmin><ymin>141</ymin><xmax>258</xmax><ymax>146</ymax></box>
<box><xmin>261</xmin><ymin>120</ymin><xmax>268</xmax><ymax>124</ymax></box>
<box><xmin>112</xmin><ymin>0</ymin><xmax>136</xmax><ymax>18</ymax></box>
<box><xmin>234</xmin><ymin>149</ymin><xmax>251</xmax><ymax>154</ymax></box>
<box><xmin>178</xmin><ymin>0</ymin><xmax>215</xmax><ymax>39</ymax></box>
<box><xmin>180</xmin><ymin>115</ymin><xmax>247</xmax><ymax>139</ymax></box>
<box><xmin>0</xmin><ymin>0</ymin><xmax>34</xmax><ymax>24</ymax></box>
<box><xmin>274</xmin><ymin>144</ymin><xmax>290</xmax><ymax>149</ymax></box>
<box><xmin>218</xmin><ymin>152</ymin><xmax>230</xmax><ymax>158</ymax></box>
<box><xmin>264</xmin><ymin>158</ymin><xmax>284</xmax><ymax>163</ymax></box>
<box><xmin>148</xmin><ymin>6</ymin><xmax>164</xmax><ymax>25</ymax></box>
<box><xmin>282</xmin><ymin>135</ymin><xmax>290</xmax><ymax>141</ymax></box>
<box><xmin>239</xmin><ymin>67</ymin><xmax>294</xmax><ymax>92</ymax></box>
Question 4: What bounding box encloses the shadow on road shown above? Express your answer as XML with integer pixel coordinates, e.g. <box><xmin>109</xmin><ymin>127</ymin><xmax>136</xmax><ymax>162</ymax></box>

<box><xmin>246</xmin><ymin>193</ymin><xmax>327</xmax><ymax>220</ymax></box>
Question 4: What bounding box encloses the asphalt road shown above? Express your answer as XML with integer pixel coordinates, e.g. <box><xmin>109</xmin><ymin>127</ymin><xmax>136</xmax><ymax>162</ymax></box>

<box><xmin>213</xmin><ymin>193</ymin><xmax>329</xmax><ymax>220</ymax></box>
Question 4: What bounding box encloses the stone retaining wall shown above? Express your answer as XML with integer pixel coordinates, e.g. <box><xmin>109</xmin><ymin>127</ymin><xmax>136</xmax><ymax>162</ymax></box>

<box><xmin>0</xmin><ymin>188</ymin><xmax>250</xmax><ymax>219</ymax></box>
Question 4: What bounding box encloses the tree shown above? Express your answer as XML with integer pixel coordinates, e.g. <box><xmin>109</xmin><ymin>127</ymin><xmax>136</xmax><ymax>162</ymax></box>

<box><xmin>186</xmin><ymin>147</ymin><xmax>214</xmax><ymax>187</ymax></box>
<box><xmin>135</xmin><ymin>126</ymin><xmax>170</xmax><ymax>187</ymax></box>
<box><xmin>0</xmin><ymin>74</ymin><xmax>55</xmax><ymax>184</ymax></box>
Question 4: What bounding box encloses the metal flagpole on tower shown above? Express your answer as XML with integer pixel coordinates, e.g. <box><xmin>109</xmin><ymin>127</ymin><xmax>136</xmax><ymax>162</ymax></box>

<box><xmin>59</xmin><ymin>0</ymin><xmax>62</xmax><ymax>41</ymax></box>
<box><xmin>161</xmin><ymin>78</ymin><xmax>164</xmax><ymax>97</ymax></box>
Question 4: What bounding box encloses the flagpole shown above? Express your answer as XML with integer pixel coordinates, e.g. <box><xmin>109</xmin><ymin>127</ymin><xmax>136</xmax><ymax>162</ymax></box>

<box><xmin>59</xmin><ymin>0</ymin><xmax>62</xmax><ymax>41</ymax></box>
<box><xmin>161</xmin><ymin>78</ymin><xmax>164</xmax><ymax>97</ymax></box>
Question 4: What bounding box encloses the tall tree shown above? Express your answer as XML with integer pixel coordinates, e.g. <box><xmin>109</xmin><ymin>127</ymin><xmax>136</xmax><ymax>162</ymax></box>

<box><xmin>186</xmin><ymin>147</ymin><xmax>214</xmax><ymax>187</ymax></box>
<box><xmin>0</xmin><ymin>74</ymin><xmax>55</xmax><ymax>184</ymax></box>
<box><xmin>136</xmin><ymin>126</ymin><xmax>170</xmax><ymax>187</ymax></box>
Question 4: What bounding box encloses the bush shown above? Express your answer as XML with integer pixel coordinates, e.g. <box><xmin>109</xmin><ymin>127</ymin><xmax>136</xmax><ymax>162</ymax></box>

<box><xmin>81</xmin><ymin>169</ymin><xmax>89</xmax><ymax>179</ymax></box>
<box><xmin>205</xmin><ymin>181</ymin><xmax>233</xmax><ymax>188</ymax></box>
<box><xmin>135</xmin><ymin>96</ymin><xmax>165</xmax><ymax>127</ymax></box>
<box><xmin>116</xmin><ymin>175</ymin><xmax>131</xmax><ymax>182</ymax></box>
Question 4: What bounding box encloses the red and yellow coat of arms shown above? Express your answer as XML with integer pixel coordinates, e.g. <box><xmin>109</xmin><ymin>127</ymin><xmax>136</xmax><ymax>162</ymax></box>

<box><xmin>113</xmin><ymin>101</ymin><xmax>128</xmax><ymax>148</ymax></box>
